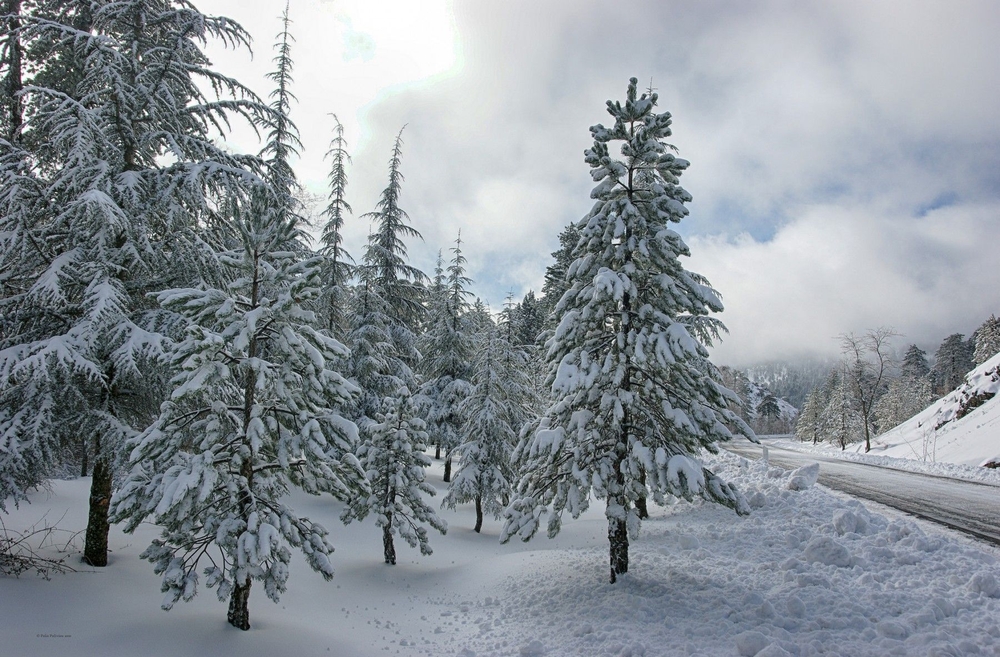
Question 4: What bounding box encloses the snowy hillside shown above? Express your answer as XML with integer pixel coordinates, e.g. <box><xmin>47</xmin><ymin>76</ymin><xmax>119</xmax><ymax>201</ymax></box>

<box><xmin>743</xmin><ymin>378</ymin><xmax>799</xmax><ymax>424</ymax></box>
<box><xmin>871</xmin><ymin>351</ymin><xmax>1000</xmax><ymax>467</ymax></box>
<box><xmin>3</xmin><ymin>453</ymin><xmax>1000</xmax><ymax>656</ymax></box>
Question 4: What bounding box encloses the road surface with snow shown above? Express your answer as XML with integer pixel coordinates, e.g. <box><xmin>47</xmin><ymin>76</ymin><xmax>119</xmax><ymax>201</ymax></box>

<box><xmin>726</xmin><ymin>439</ymin><xmax>1000</xmax><ymax>546</ymax></box>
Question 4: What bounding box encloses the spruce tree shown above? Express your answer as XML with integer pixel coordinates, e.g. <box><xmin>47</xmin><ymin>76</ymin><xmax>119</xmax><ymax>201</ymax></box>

<box><xmin>819</xmin><ymin>367</ymin><xmax>859</xmax><ymax>450</ymax></box>
<box><xmin>362</xmin><ymin>128</ymin><xmax>426</xmax><ymax>331</ymax></box>
<box><xmin>973</xmin><ymin>315</ymin><xmax>1000</xmax><ymax>365</ymax></box>
<box><xmin>900</xmin><ymin>344</ymin><xmax>930</xmax><ymax>380</ymax></box>
<box><xmin>0</xmin><ymin>1</ymin><xmax>270</xmax><ymax>560</ymax></box>
<box><xmin>445</xmin><ymin>301</ymin><xmax>535</xmax><ymax>532</ymax></box>
<box><xmin>341</xmin><ymin>388</ymin><xmax>446</xmax><ymax>563</ymax></box>
<box><xmin>513</xmin><ymin>290</ymin><xmax>545</xmax><ymax>349</ymax></box>
<box><xmin>795</xmin><ymin>390</ymin><xmax>824</xmax><ymax>444</ymax></box>
<box><xmin>501</xmin><ymin>79</ymin><xmax>752</xmax><ymax>583</ymax></box>
<box><xmin>874</xmin><ymin>375</ymin><xmax>931</xmax><ymax>432</ymax></box>
<box><xmin>110</xmin><ymin>202</ymin><xmax>365</xmax><ymax>631</ymax></box>
<box><xmin>930</xmin><ymin>333</ymin><xmax>974</xmax><ymax>395</ymax></box>
<box><xmin>318</xmin><ymin>114</ymin><xmax>354</xmax><ymax>336</ymax></box>
<box><xmin>1</xmin><ymin>0</ymin><xmax>23</xmax><ymax>143</ymax></box>
<box><xmin>418</xmin><ymin>234</ymin><xmax>474</xmax><ymax>482</ymax></box>
<box><xmin>540</xmin><ymin>222</ymin><xmax>581</xmax><ymax>323</ymax></box>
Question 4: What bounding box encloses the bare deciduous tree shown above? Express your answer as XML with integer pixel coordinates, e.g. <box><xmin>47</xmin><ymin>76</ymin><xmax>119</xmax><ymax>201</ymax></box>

<box><xmin>840</xmin><ymin>327</ymin><xmax>899</xmax><ymax>453</ymax></box>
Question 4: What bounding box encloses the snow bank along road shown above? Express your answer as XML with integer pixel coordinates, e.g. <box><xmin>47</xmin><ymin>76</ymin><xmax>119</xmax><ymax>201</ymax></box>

<box><xmin>725</xmin><ymin>440</ymin><xmax>1000</xmax><ymax>546</ymax></box>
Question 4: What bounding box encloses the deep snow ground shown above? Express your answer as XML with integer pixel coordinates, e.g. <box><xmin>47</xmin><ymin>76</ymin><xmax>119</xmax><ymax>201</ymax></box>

<box><xmin>3</xmin><ymin>452</ymin><xmax>1000</xmax><ymax>657</ymax></box>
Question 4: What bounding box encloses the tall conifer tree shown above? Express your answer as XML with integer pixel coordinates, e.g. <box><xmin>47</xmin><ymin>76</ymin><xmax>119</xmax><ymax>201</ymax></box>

<box><xmin>111</xmin><ymin>5</ymin><xmax>366</xmax><ymax>630</ymax></box>
<box><xmin>0</xmin><ymin>1</ymin><xmax>271</xmax><ymax>563</ymax></box>
<box><xmin>502</xmin><ymin>79</ymin><xmax>752</xmax><ymax>583</ymax></box>
<box><xmin>418</xmin><ymin>233</ymin><xmax>474</xmax><ymax>482</ymax></box>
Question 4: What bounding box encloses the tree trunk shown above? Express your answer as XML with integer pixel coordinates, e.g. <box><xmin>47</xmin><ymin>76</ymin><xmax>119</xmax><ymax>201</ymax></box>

<box><xmin>608</xmin><ymin>509</ymin><xmax>629</xmax><ymax>584</ymax></box>
<box><xmin>3</xmin><ymin>0</ymin><xmax>23</xmax><ymax>143</ymax></box>
<box><xmin>227</xmin><ymin>259</ymin><xmax>260</xmax><ymax>630</ymax></box>
<box><xmin>382</xmin><ymin>516</ymin><xmax>396</xmax><ymax>565</ymax></box>
<box><xmin>636</xmin><ymin>470</ymin><xmax>649</xmax><ymax>520</ymax></box>
<box><xmin>474</xmin><ymin>494</ymin><xmax>483</xmax><ymax>533</ymax></box>
<box><xmin>635</xmin><ymin>496</ymin><xmax>648</xmax><ymax>520</ymax></box>
<box><xmin>862</xmin><ymin>410</ymin><xmax>872</xmax><ymax>453</ymax></box>
<box><xmin>443</xmin><ymin>455</ymin><xmax>452</xmax><ymax>483</ymax></box>
<box><xmin>228</xmin><ymin>458</ymin><xmax>255</xmax><ymax>630</ymax></box>
<box><xmin>227</xmin><ymin>579</ymin><xmax>252</xmax><ymax>631</ymax></box>
<box><xmin>82</xmin><ymin>450</ymin><xmax>111</xmax><ymax>567</ymax></box>
<box><xmin>435</xmin><ymin>445</ymin><xmax>441</xmax><ymax>460</ymax></box>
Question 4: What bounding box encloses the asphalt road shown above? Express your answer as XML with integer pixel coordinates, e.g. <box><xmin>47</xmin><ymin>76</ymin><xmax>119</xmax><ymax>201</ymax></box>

<box><xmin>725</xmin><ymin>440</ymin><xmax>1000</xmax><ymax>546</ymax></box>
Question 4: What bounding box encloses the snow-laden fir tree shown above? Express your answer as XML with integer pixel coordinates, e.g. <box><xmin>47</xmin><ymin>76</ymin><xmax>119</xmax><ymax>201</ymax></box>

<box><xmin>418</xmin><ymin>234</ymin><xmax>474</xmax><ymax>482</ymax></box>
<box><xmin>0</xmin><ymin>0</ymin><xmax>23</xmax><ymax>144</ymax></box>
<box><xmin>110</xmin><ymin>202</ymin><xmax>366</xmax><ymax>631</ymax></box>
<box><xmin>930</xmin><ymin>333</ymin><xmax>974</xmax><ymax>395</ymax></box>
<box><xmin>973</xmin><ymin>315</ymin><xmax>1000</xmax><ymax>366</ymax></box>
<box><xmin>341</xmin><ymin>388</ymin><xmax>446</xmax><ymax>564</ymax></box>
<box><xmin>423</xmin><ymin>250</ymin><xmax>446</xmax><ymax>460</ymax></box>
<box><xmin>795</xmin><ymin>390</ymin><xmax>825</xmax><ymax>444</ymax></box>
<box><xmin>512</xmin><ymin>290</ymin><xmax>545</xmax><ymax>349</ymax></box>
<box><xmin>497</xmin><ymin>294</ymin><xmax>543</xmax><ymax>424</ymax></box>
<box><xmin>540</xmin><ymin>222</ymin><xmax>582</xmax><ymax>326</ymax></box>
<box><xmin>900</xmin><ymin>344</ymin><xmax>930</xmax><ymax>380</ymax></box>
<box><xmin>362</xmin><ymin>127</ymin><xmax>426</xmax><ymax>332</ymax></box>
<box><xmin>345</xmin><ymin>254</ymin><xmax>413</xmax><ymax>425</ymax></box>
<box><xmin>874</xmin><ymin>375</ymin><xmax>932</xmax><ymax>433</ymax></box>
<box><xmin>0</xmin><ymin>1</ymin><xmax>270</xmax><ymax>564</ymax></box>
<box><xmin>343</xmin><ymin>130</ymin><xmax>424</xmax><ymax>425</ymax></box>
<box><xmin>260</xmin><ymin>3</ymin><xmax>300</xmax><ymax>221</ymax></box>
<box><xmin>318</xmin><ymin>114</ymin><xmax>354</xmax><ymax>336</ymax></box>
<box><xmin>820</xmin><ymin>367</ymin><xmax>860</xmax><ymax>450</ymax></box>
<box><xmin>444</xmin><ymin>301</ymin><xmax>536</xmax><ymax>532</ymax></box>
<box><xmin>501</xmin><ymin>78</ymin><xmax>753</xmax><ymax>583</ymax></box>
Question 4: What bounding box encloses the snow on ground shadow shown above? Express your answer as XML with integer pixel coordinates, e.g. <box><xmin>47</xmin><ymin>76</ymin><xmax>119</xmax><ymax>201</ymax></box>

<box><xmin>2</xmin><ymin>452</ymin><xmax>1000</xmax><ymax>657</ymax></box>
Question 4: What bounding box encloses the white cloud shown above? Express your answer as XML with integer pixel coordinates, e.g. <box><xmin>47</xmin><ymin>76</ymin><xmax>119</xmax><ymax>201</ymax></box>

<box><xmin>688</xmin><ymin>200</ymin><xmax>1000</xmax><ymax>366</ymax></box>
<box><xmin>193</xmin><ymin>0</ymin><xmax>1000</xmax><ymax>365</ymax></box>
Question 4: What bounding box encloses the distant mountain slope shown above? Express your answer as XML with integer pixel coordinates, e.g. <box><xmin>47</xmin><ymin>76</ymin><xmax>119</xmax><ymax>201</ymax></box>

<box><xmin>873</xmin><ymin>352</ymin><xmax>1000</xmax><ymax>467</ymax></box>
<box><xmin>742</xmin><ymin>377</ymin><xmax>799</xmax><ymax>424</ymax></box>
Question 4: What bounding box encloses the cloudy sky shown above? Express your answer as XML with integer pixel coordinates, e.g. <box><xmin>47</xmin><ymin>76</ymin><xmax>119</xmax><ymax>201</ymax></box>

<box><xmin>198</xmin><ymin>0</ymin><xmax>1000</xmax><ymax>367</ymax></box>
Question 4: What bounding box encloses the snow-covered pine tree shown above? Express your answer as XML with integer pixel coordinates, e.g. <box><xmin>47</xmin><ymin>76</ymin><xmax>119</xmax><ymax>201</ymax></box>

<box><xmin>444</xmin><ymin>299</ymin><xmax>536</xmax><ymax>532</ymax></box>
<box><xmin>820</xmin><ymin>367</ymin><xmax>859</xmax><ymax>450</ymax></box>
<box><xmin>110</xmin><ymin>202</ymin><xmax>366</xmax><ymax>631</ymax></box>
<box><xmin>498</xmin><ymin>294</ymin><xmax>543</xmax><ymax>423</ymax></box>
<box><xmin>513</xmin><ymin>289</ymin><xmax>545</xmax><ymax>349</ymax></box>
<box><xmin>756</xmin><ymin>393</ymin><xmax>781</xmax><ymax>421</ymax></box>
<box><xmin>795</xmin><ymin>390</ymin><xmax>825</xmax><ymax>444</ymax></box>
<box><xmin>344</xmin><ymin>129</ymin><xmax>424</xmax><ymax>424</ymax></box>
<box><xmin>261</xmin><ymin>3</ymin><xmax>300</xmax><ymax>218</ymax></box>
<box><xmin>540</xmin><ymin>222</ymin><xmax>581</xmax><ymax>325</ymax></box>
<box><xmin>345</xmin><ymin>254</ymin><xmax>412</xmax><ymax>425</ymax></box>
<box><xmin>418</xmin><ymin>233</ymin><xmax>474</xmax><ymax>482</ymax></box>
<box><xmin>874</xmin><ymin>375</ymin><xmax>931</xmax><ymax>433</ymax></box>
<box><xmin>930</xmin><ymin>333</ymin><xmax>974</xmax><ymax>395</ymax></box>
<box><xmin>362</xmin><ymin>127</ymin><xmax>426</xmax><ymax>333</ymax></box>
<box><xmin>900</xmin><ymin>344</ymin><xmax>930</xmax><ymax>380</ymax></box>
<box><xmin>423</xmin><ymin>250</ymin><xmax>446</xmax><ymax>463</ymax></box>
<box><xmin>0</xmin><ymin>1</ymin><xmax>270</xmax><ymax>562</ymax></box>
<box><xmin>341</xmin><ymin>388</ymin><xmax>446</xmax><ymax>564</ymax></box>
<box><xmin>973</xmin><ymin>315</ymin><xmax>1000</xmax><ymax>365</ymax></box>
<box><xmin>501</xmin><ymin>78</ymin><xmax>752</xmax><ymax>584</ymax></box>
<box><xmin>1</xmin><ymin>0</ymin><xmax>23</xmax><ymax>143</ymax></box>
<box><xmin>339</xmin><ymin>137</ymin><xmax>441</xmax><ymax>562</ymax></box>
<box><xmin>318</xmin><ymin>114</ymin><xmax>354</xmax><ymax>336</ymax></box>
